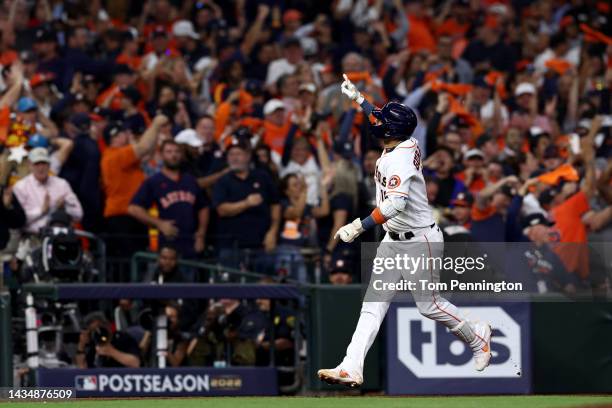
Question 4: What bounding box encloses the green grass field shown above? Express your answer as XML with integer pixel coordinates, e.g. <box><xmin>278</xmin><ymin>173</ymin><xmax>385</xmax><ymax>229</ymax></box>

<box><xmin>2</xmin><ymin>396</ymin><xmax>612</xmax><ymax>408</ymax></box>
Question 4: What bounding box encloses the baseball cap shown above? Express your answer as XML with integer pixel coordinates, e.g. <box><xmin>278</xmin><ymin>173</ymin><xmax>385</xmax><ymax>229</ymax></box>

<box><xmin>113</xmin><ymin>64</ymin><xmax>134</xmax><ymax>76</ymax></box>
<box><xmin>330</xmin><ymin>248</ymin><xmax>355</xmax><ymax>274</ymax></box>
<box><xmin>233</xmin><ymin>126</ymin><xmax>253</xmax><ymax>140</ymax></box>
<box><xmin>89</xmin><ymin>112</ymin><xmax>104</xmax><ymax>122</ymax></box>
<box><xmin>283</xmin><ymin>9</ymin><xmax>302</xmax><ymax>25</ymax></box>
<box><xmin>282</xmin><ymin>37</ymin><xmax>302</xmax><ymax>49</ymax></box>
<box><xmin>538</xmin><ymin>187</ymin><xmax>560</xmax><ymax>207</ymax></box>
<box><xmin>17</xmin><ymin>97</ymin><xmax>38</xmax><ymax>113</ymax></box>
<box><xmin>464</xmin><ymin>148</ymin><xmax>485</xmax><ymax>160</ymax></box>
<box><xmin>71</xmin><ymin>93</ymin><xmax>88</xmax><ymax>106</ymax></box>
<box><xmin>333</xmin><ymin>139</ymin><xmax>353</xmax><ymax>158</ymax></box>
<box><xmin>472</xmin><ymin>76</ymin><xmax>491</xmax><ymax>89</ymax></box>
<box><xmin>83</xmin><ymin>311</ymin><xmax>109</xmax><ymax>327</ymax></box>
<box><xmin>27</xmin><ymin>134</ymin><xmax>49</xmax><ymax>149</ymax></box>
<box><xmin>20</xmin><ymin>50</ymin><xmax>37</xmax><ymax>64</ymax></box>
<box><xmin>103</xmin><ymin>121</ymin><xmax>127</xmax><ymax>145</ymax></box>
<box><xmin>330</xmin><ymin>257</ymin><xmax>353</xmax><ymax>275</ymax></box>
<box><xmin>245</xmin><ymin>79</ymin><xmax>263</xmax><ymax>96</ymax></box>
<box><xmin>500</xmin><ymin>184</ymin><xmax>517</xmax><ymax>198</ymax></box>
<box><xmin>475</xmin><ymin>133</ymin><xmax>493</xmax><ymax>149</ymax></box>
<box><xmin>82</xmin><ymin>74</ymin><xmax>97</xmax><ymax>84</ymax></box>
<box><xmin>451</xmin><ymin>191</ymin><xmax>474</xmax><ymax>208</ymax></box>
<box><xmin>93</xmin><ymin>107</ymin><xmax>114</xmax><ymax>121</ymax></box>
<box><xmin>301</xmin><ymin>37</ymin><xmax>318</xmax><ymax>57</ymax></box>
<box><xmin>298</xmin><ymin>83</ymin><xmax>317</xmax><ymax>94</ymax></box>
<box><xmin>452</xmin><ymin>116</ymin><xmax>471</xmax><ymax>129</ymax></box>
<box><xmin>528</xmin><ymin>126</ymin><xmax>547</xmax><ymax>138</ymax></box>
<box><xmin>29</xmin><ymin>72</ymin><xmax>54</xmax><ymax>88</ymax></box>
<box><xmin>173</xmin><ymin>20</ymin><xmax>200</xmax><ymax>39</ymax></box>
<box><xmin>120</xmin><ymin>86</ymin><xmax>141</xmax><ymax>105</ymax></box>
<box><xmin>70</xmin><ymin>112</ymin><xmax>91</xmax><ymax>132</ymax></box>
<box><xmin>263</xmin><ymin>99</ymin><xmax>286</xmax><ymax>115</ymax></box>
<box><xmin>151</xmin><ymin>25</ymin><xmax>168</xmax><ymax>38</ymax></box>
<box><xmin>576</xmin><ymin>118</ymin><xmax>592</xmax><ymax>131</ymax></box>
<box><xmin>28</xmin><ymin>147</ymin><xmax>51</xmax><ymax>164</ymax></box>
<box><xmin>124</xmin><ymin>114</ymin><xmax>146</xmax><ymax>135</ymax></box>
<box><xmin>226</xmin><ymin>135</ymin><xmax>250</xmax><ymax>152</ymax></box>
<box><xmin>35</xmin><ymin>28</ymin><xmax>56</xmax><ymax>43</ymax></box>
<box><xmin>522</xmin><ymin>212</ymin><xmax>554</xmax><ymax>230</ymax></box>
<box><xmin>175</xmin><ymin>128</ymin><xmax>204</xmax><ymax>148</ymax></box>
<box><xmin>515</xmin><ymin>82</ymin><xmax>536</xmax><ymax>97</ymax></box>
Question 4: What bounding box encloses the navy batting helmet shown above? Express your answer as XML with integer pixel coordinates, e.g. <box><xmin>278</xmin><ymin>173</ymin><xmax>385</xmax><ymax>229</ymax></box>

<box><xmin>370</xmin><ymin>102</ymin><xmax>417</xmax><ymax>140</ymax></box>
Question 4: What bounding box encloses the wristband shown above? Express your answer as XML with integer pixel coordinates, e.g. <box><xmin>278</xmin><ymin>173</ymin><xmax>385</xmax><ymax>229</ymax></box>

<box><xmin>361</xmin><ymin>215</ymin><xmax>376</xmax><ymax>230</ymax></box>
<box><xmin>361</xmin><ymin>208</ymin><xmax>386</xmax><ymax>231</ymax></box>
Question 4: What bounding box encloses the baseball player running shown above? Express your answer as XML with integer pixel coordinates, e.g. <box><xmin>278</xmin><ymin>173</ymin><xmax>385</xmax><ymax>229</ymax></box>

<box><xmin>318</xmin><ymin>75</ymin><xmax>492</xmax><ymax>388</ymax></box>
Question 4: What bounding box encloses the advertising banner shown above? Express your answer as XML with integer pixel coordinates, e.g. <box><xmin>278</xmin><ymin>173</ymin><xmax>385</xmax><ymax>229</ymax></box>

<box><xmin>37</xmin><ymin>367</ymin><xmax>278</xmax><ymax>397</ymax></box>
<box><xmin>386</xmin><ymin>302</ymin><xmax>530</xmax><ymax>395</ymax></box>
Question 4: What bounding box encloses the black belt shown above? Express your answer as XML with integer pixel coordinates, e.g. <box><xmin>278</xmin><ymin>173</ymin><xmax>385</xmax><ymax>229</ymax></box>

<box><xmin>389</xmin><ymin>224</ymin><xmax>435</xmax><ymax>241</ymax></box>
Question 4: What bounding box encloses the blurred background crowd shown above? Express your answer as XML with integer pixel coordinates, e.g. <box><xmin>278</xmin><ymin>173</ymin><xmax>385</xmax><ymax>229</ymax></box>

<box><xmin>0</xmin><ymin>0</ymin><xmax>610</xmax><ymax>374</ymax></box>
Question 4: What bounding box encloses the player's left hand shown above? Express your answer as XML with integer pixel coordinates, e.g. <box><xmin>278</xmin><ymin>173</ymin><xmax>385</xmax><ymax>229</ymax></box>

<box><xmin>334</xmin><ymin>218</ymin><xmax>365</xmax><ymax>243</ymax></box>
<box><xmin>341</xmin><ymin>74</ymin><xmax>364</xmax><ymax>104</ymax></box>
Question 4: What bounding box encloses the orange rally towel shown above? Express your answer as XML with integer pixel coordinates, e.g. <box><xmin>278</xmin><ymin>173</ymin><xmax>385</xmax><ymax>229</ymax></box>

<box><xmin>545</xmin><ymin>59</ymin><xmax>572</xmax><ymax>75</ymax></box>
<box><xmin>447</xmin><ymin>95</ymin><xmax>485</xmax><ymax>138</ymax></box>
<box><xmin>485</xmin><ymin>71</ymin><xmax>507</xmax><ymax>99</ymax></box>
<box><xmin>538</xmin><ymin>164</ymin><xmax>579</xmax><ymax>185</ymax></box>
<box><xmin>345</xmin><ymin>71</ymin><xmax>372</xmax><ymax>84</ymax></box>
<box><xmin>580</xmin><ymin>24</ymin><xmax>612</xmax><ymax>45</ymax></box>
<box><xmin>430</xmin><ymin>80</ymin><xmax>473</xmax><ymax>96</ymax></box>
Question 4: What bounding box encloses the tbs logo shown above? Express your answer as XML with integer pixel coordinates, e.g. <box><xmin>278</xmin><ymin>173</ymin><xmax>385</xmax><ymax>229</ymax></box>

<box><xmin>75</xmin><ymin>375</ymin><xmax>98</xmax><ymax>391</ymax></box>
<box><xmin>397</xmin><ymin>307</ymin><xmax>521</xmax><ymax>378</ymax></box>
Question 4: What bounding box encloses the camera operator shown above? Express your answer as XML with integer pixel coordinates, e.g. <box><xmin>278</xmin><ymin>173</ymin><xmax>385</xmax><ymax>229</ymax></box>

<box><xmin>186</xmin><ymin>303</ymin><xmax>227</xmax><ymax>367</ymax></box>
<box><xmin>220</xmin><ymin>298</ymin><xmax>259</xmax><ymax>366</ymax></box>
<box><xmin>75</xmin><ymin>312</ymin><xmax>140</xmax><ymax>368</ymax></box>
<box><xmin>253</xmin><ymin>297</ymin><xmax>296</xmax><ymax>367</ymax></box>
<box><xmin>188</xmin><ymin>299</ymin><xmax>259</xmax><ymax>366</ymax></box>
<box><xmin>140</xmin><ymin>303</ymin><xmax>188</xmax><ymax>367</ymax></box>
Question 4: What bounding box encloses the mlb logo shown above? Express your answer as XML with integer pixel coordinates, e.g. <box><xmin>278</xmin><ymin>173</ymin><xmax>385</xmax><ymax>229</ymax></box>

<box><xmin>75</xmin><ymin>375</ymin><xmax>98</xmax><ymax>391</ymax></box>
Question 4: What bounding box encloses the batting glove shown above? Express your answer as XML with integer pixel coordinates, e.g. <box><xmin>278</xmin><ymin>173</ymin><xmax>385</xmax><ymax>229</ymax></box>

<box><xmin>341</xmin><ymin>74</ymin><xmax>365</xmax><ymax>104</ymax></box>
<box><xmin>334</xmin><ymin>218</ymin><xmax>365</xmax><ymax>243</ymax></box>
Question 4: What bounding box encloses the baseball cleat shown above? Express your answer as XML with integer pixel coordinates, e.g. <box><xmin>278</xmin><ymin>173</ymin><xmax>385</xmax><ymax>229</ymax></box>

<box><xmin>317</xmin><ymin>367</ymin><xmax>363</xmax><ymax>388</ymax></box>
<box><xmin>473</xmin><ymin>322</ymin><xmax>492</xmax><ymax>371</ymax></box>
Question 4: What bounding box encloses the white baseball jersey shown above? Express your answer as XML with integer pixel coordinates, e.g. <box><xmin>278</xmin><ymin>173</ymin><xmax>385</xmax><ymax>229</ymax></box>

<box><xmin>374</xmin><ymin>137</ymin><xmax>434</xmax><ymax>232</ymax></box>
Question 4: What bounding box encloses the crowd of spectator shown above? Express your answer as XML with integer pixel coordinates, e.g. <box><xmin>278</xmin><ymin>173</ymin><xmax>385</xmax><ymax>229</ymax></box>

<box><xmin>0</xmin><ymin>0</ymin><xmax>609</xmax><ymax>299</ymax></box>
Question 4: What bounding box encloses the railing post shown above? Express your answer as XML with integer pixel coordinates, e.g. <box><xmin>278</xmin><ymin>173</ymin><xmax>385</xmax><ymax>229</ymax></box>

<box><xmin>25</xmin><ymin>293</ymin><xmax>39</xmax><ymax>369</ymax></box>
<box><xmin>155</xmin><ymin>313</ymin><xmax>168</xmax><ymax>368</ymax></box>
<box><xmin>0</xmin><ymin>290</ymin><xmax>12</xmax><ymax>386</ymax></box>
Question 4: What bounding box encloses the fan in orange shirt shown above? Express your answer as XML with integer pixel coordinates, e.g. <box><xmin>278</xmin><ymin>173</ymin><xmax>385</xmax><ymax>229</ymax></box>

<box><xmin>404</xmin><ymin>2</ymin><xmax>436</xmax><ymax>52</ymax></box>
<box><xmin>115</xmin><ymin>30</ymin><xmax>143</xmax><ymax>72</ymax></box>
<box><xmin>262</xmin><ymin>99</ymin><xmax>291</xmax><ymax>159</ymax></box>
<box><xmin>100</xmin><ymin>115</ymin><xmax>168</xmax><ymax>257</ymax></box>
<box><xmin>455</xmin><ymin>149</ymin><xmax>487</xmax><ymax>193</ymax></box>
<box><xmin>547</xmin><ymin>117</ymin><xmax>603</xmax><ymax>279</ymax></box>
<box><xmin>435</xmin><ymin>0</ymin><xmax>471</xmax><ymax>39</ymax></box>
